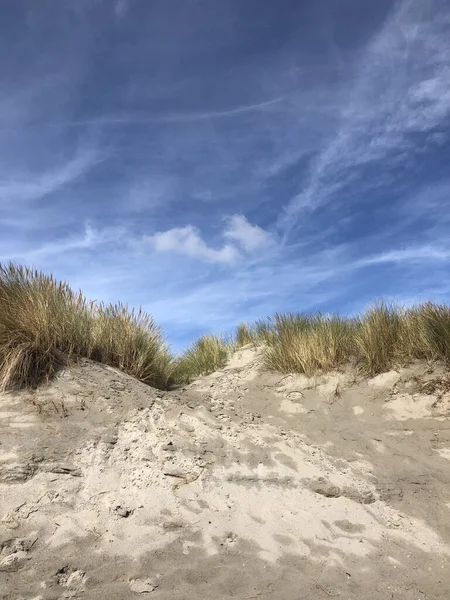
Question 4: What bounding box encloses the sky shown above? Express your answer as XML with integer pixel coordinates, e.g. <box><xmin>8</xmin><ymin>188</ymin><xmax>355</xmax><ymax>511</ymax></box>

<box><xmin>1</xmin><ymin>0</ymin><xmax>450</xmax><ymax>351</ymax></box>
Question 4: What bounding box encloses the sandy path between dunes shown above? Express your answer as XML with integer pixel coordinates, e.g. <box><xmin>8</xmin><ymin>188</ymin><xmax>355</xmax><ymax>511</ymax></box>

<box><xmin>1</xmin><ymin>349</ymin><xmax>450</xmax><ymax>599</ymax></box>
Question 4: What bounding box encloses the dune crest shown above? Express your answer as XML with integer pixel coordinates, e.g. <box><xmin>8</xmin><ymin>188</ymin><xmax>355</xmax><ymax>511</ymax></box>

<box><xmin>1</xmin><ymin>349</ymin><xmax>450</xmax><ymax>598</ymax></box>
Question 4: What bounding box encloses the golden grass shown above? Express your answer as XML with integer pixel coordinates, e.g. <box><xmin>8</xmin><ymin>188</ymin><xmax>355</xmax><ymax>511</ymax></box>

<box><xmin>90</xmin><ymin>303</ymin><xmax>174</xmax><ymax>389</ymax></box>
<box><xmin>235</xmin><ymin>318</ymin><xmax>275</xmax><ymax>347</ymax></box>
<box><xmin>241</xmin><ymin>303</ymin><xmax>450</xmax><ymax>377</ymax></box>
<box><xmin>264</xmin><ymin>314</ymin><xmax>355</xmax><ymax>376</ymax></box>
<box><xmin>354</xmin><ymin>304</ymin><xmax>402</xmax><ymax>375</ymax></box>
<box><xmin>2</xmin><ymin>263</ymin><xmax>450</xmax><ymax>390</ymax></box>
<box><xmin>408</xmin><ymin>303</ymin><xmax>450</xmax><ymax>363</ymax></box>
<box><xmin>0</xmin><ymin>263</ymin><xmax>173</xmax><ymax>390</ymax></box>
<box><xmin>235</xmin><ymin>322</ymin><xmax>256</xmax><ymax>347</ymax></box>
<box><xmin>173</xmin><ymin>334</ymin><xmax>232</xmax><ymax>383</ymax></box>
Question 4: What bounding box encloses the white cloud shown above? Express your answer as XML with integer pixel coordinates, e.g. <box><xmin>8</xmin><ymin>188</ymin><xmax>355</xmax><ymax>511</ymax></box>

<box><xmin>224</xmin><ymin>215</ymin><xmax>274</xmax><ymax>252</ymax></box>
<box><xmin>145</xmin><ymin>225</ymin><xmax>240</xmax><ymax>265</ymax></box>
<box><xmin>143</xmin><ymin>216</ymin><xmax>273</xmax><ymax>265</ymax></box>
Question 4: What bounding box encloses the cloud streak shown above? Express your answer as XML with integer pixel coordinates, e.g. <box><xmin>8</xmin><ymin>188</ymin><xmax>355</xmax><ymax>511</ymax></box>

<box><xmin>0</xmin><ymin>148</ymin><xmax>101</xmax><ymax>205</ymax></box>
<box><xmin>356</xmin><ymin>244</ymin><xmax>450</xmax><ymax>267</ymax></box>
<box><xmin>280</xmin><ymin>0</ymin><xmax>450</xmax><ymax>234</ymax></box>
<box><xmin>54</xmin><ymin>97</ymin><xmax>286</xmax><ymax>128</ymax></box>
<box><xmin>1</xmin><ymin>224</ymin><xmax>122</xmax><ymax>263</ymax></box>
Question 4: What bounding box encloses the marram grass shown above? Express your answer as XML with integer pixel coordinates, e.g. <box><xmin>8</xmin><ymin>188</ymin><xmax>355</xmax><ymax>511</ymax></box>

<box><xmin>1</xmin><ymin>263</ymin><xmax>450</xmax><ymax>391</ymax></box>
<box><xmin>0</xmin><ymin>263</ymin><xmax>173</xmax><ymax>390</ymax></box>
<box><xmin>173</xmin><ymin>334</ymin><xmax>233</xmax><ymax>383</ymax></box>
<box><xmin>231</xmin><ymin>303</ymin><xmax>450</xmax><ymax>376</ymax></box>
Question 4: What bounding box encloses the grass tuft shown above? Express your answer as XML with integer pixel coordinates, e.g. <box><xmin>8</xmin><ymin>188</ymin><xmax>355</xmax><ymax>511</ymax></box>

<box><xmin>235</xmin><ymin>323</ymin><xmax>256</xmax><ymax>347</ymax></box>
<box><xmin>173</xmin><ymin>335</ymin><xmax>231</xmax><ymax>383</ymax></box>
<box><xmin>354</xmin><ymin>303</ymin><xmax>402</xmax><ymax>375</ymax></box>
<box><xmin>416</xmin><ymin>303</ymin><xmax>450</xmax><ymax>364</ymax></box>
<box><xmin>91</xmin><ymin>303</ymin><xmax>174</xmax><ymax>389</ymax></box>
<box><xmin>0</xmin><ymin>263</ymin><xmax>174</xmax><ymax>391</ymax></box>
<box><xmin>264</xmin><ymin>313</ymin><xmax>355</xmax><ymax>376</ymax></box>
<box><xmin>263</xmin><ymin>303</ymin><xmax>450</xmax><ymax>377</ymax></box>
<box><xmin>235</xmin><ymin>318</ymin><xmax>275</xmax><ymax>347</ymax></box>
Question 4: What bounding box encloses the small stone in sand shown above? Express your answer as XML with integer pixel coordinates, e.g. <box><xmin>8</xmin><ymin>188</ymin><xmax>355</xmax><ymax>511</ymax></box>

<box><xmin>129</xmin><ymin>578</ymin><xmax>159</xmax><ymax>593</ymax></box>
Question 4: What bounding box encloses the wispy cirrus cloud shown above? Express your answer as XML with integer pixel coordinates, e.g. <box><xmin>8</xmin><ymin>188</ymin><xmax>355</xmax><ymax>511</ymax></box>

<box><xmin>280</xmin><ymin>0</ymin><xmax>450</xmax><ymax>233</ymax></box>
<box><xmin>0</xmin><ymin>148</ymin><xmax>101</xmax><ymax>206</ymax></box>
<box><xmin>59</xmin><ymin>97</ymin><xmax>286</xmax><ymax>127</ymax></box>
<box><xmin>136</xmin><ymin>237</ymin><xmax>450</xmax><ymax>347</ymax></box>
<box><xmin>357</xmin><ymin>244</ymin><xmax>450</xmax><ymax>267</ymax></box>
<box><xmin>1</xmin><ymin>224</ymin><xmax>122</xmax><ymax>264</ymax></box>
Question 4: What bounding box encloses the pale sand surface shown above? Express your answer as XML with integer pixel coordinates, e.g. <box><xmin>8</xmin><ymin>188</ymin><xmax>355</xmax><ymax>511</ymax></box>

<box><xmin>1</xmin><ymin>347</ymin><xmax>450</xmax><ymax>599</ymax></box>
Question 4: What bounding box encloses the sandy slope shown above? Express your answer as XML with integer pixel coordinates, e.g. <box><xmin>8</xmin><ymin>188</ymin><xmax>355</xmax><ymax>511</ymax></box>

<box><xmin>1</xmin><ymin>347</ymin><xmax>450</xmax><ymax>599</ymax></box>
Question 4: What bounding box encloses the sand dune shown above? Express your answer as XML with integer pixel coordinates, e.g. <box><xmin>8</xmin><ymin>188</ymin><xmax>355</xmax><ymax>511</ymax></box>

<box><xmin>1</xmin><ymin>347</ymin><xmax>450</xmax><ymax>599</ymax></box>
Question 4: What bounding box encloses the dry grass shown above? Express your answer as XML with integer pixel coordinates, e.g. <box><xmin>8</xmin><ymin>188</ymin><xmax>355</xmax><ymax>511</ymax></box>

<box><xmin>149</xmin><ymin>301</ymin><xmax>450</xmax><ymax>382</ymax></box>
<box><xmin>2</xmin><ymin>263</ymin><xmax>450</xmax><ymax>390</ymax></box>
<box><xmin>0</xmin><ymin>263</ymin><xmax>174</xmax><ymax>391</ymax></box>
<box><xmin>354</xmin><ymin>303</ymin><xmax>402</xmax><ymax>375</ymax></box>
<box><xmin>235</xmin><ymin>318</ymin><xmax>275</xmax><ymax>347</ymax></box>
<box><xmin>250</xmin><ymin>303</ymin><xmax>450</xmax><ymax>377</ymax></box>
<box><xmin>90</xmin><ymin>303</ymin><xmax>174</xmax><ymax>389</ymax></box>
<box><xmin>235</xmin><ymin>323</ymin><xmax>257</xmax><ymax>347</ymax></box>
<box><xmin>173</xmin><ymin>335</ymin><xmax>232</xmax><ymax>383</ymax></box>
<box><xmin>264</xmin><ymin>313</ymin><xmax>355</xmax><ymax>376</ymax></box>
<box><xmin>404</xmin><ymin>303</ymin><xmax>450</xmax><ymax>363</ymax></box>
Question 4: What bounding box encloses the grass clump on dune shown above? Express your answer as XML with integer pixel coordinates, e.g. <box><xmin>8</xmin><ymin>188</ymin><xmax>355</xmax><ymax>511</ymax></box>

<box><xmin>402</xmin><ymin>303</ymin><xmax>450</xmax><ymax>364</ymax></box>
<box><xmin>235</xmin><ymin>322</ymin><xmax>257</xmax><ymax>347</ymax></box>
<box><xmin>179</xmin><ymin>303</ymin><xmax>450</xmax><ymax>380</ymax></box>
<box><xmin>354</xmin><ymin>302</ymin><xmax>450</xmax><ymax>374</ymax></box>
<box><xmin>90</xmin><ymin>302</ymin><xmax>173</xmax><ymax>389</ymax></box>
<box><xmin>0</xmin><ymin>264</ymin><xmax>93</xmax><ymax>390</ymax></box>
<box><xmin>173</xmin><ymin>334</ymin><xmax>232</xmax><ymax>383</ymax></box>
<box><xmin>235</xmin><ymin>318</ymin><xmax>275</xmax><ymax>347</ymax></box>
<box><xmin>0</xmin><ymin>263</ymin><xmax>174</xmax><ymax>391</ymax></box>
<box><xmin>264</xmin><ymin>313</ymin><xmax>355</xmax><ymax>376</ymax></box>
<box><xmin>262</xmin><ymin>303</ymin><xmax>450</xmax><ymax>377</ymax></box>
<box><xmin>354</xmin><ymin>303</ymin><xmax>402</xmax><ymax>375</ymax></box>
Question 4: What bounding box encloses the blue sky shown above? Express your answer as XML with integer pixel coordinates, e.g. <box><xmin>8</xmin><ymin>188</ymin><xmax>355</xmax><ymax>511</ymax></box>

<box><xmin>1</xmin><ymin>0</ymin><xmax>450</xmax><ymax>350</ymax></box>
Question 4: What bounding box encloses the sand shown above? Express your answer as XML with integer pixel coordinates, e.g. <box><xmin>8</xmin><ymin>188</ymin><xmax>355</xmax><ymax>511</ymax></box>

<box><xmin>1</xmin><ymin>348</ymin><xmax>450</xmax><ymax>599</ymax></box>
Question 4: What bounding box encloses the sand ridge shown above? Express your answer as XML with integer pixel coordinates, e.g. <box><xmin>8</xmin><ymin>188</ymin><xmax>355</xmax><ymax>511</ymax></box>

<box><xmin>1</xmin><ymin>349</ymin><xmax>450</xmax><ymax>599</ymax></box>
